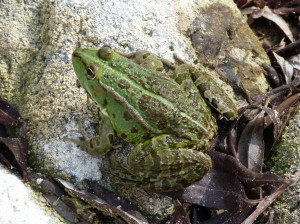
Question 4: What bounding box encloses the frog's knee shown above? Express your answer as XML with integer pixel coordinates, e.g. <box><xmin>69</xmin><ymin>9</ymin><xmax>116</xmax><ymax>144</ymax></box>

<box><xmin>134</xmin><ymin>51</ymin><xmax>164</xmax><ymax>72</ymax></box>
<box><xmin>174</xmin><ymin>64</ymin><xmax>194</xmax><ymax>84</ymax></box>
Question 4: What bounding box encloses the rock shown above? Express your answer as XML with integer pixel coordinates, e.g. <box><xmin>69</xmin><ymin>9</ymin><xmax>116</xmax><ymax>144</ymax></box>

<box><xmin>267</xmin><ymin>109</ymin><xmax>300</xmax><ymax>224</ymax></box>
<box><xmin>0</xmin><ymin>164</ymin><xmax>63</xmax><ymax>223</ymax></box>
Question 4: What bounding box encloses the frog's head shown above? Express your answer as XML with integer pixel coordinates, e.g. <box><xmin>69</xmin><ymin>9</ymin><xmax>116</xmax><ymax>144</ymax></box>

<box><xmin>72</xmin><ymin>47</ymin><xmax>114</xmax><ymax>106</ymax></box>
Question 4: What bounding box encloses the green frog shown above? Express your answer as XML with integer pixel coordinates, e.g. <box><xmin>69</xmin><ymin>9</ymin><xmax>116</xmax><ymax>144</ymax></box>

<box><xmin>69</xmin><ymin>46</ymin><xmax>237</xmax><ymax>192</ymax></box>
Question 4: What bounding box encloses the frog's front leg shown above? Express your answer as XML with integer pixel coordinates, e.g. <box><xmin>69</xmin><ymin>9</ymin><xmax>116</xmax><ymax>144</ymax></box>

<box><xmin>65</xmin><ymin>113</ymin><xmax>115</xmax><ymax>157</ymax></box>
<box><xmin>118</xmin><ymin>134</ymin><xmax>212</xmax><ymax>192</ymax></box>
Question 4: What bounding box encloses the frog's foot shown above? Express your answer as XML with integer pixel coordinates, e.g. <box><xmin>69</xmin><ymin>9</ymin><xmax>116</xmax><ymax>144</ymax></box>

<box><xmin>64</xmin><ymin>117</ymin><xmax>115</xmax><ymax>157</ymax></box>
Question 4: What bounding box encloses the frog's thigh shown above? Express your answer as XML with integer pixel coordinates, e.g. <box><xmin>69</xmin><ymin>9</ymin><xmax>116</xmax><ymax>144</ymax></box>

<box><xmin>127</xmin><ymin>135</ymin><xmax>212</xmax><ymax>191</ymax></box>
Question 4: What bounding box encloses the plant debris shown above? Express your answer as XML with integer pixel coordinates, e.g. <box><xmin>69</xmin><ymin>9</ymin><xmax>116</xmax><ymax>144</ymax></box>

<box><xmin>29</xmin><ymin>173</ymin><xmax>148</xmax><ymax>224</ymax></box>
<box><xmin>0</xmin><ymin>99</ymin><xmax>28</xmax><ymax>180</ymax></box>
<box><xmin>242</xmin><ymin>6</ymin><xmax>295</xmax><ymax>42</ymax></box>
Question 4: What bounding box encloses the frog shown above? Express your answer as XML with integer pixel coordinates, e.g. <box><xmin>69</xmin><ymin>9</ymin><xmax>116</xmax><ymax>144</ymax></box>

<box><xmin>69</xmin><ymin>46</ymin><xmax>238</xmax><ymax>192</ymax></box>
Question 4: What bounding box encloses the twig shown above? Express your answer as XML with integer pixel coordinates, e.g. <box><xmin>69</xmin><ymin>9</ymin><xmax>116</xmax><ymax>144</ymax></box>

<box><xmin>242</xmin><ymin>180</ymin><xmax>293</xmax><ymax>224</ymax></box>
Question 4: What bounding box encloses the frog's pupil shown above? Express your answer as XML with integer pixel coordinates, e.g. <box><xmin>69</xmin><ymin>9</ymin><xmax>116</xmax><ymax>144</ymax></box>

<box><xmin>86</xmin><ymin>67</ymin><xmax>95</xmax><ymax>79</ymax></box>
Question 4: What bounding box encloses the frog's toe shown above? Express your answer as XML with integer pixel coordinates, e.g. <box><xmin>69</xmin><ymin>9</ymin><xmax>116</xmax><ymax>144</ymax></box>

<box><xmin>64</xmin><ymin>117</ymin><xmax>114</xmax><ymax>157</ymax></box>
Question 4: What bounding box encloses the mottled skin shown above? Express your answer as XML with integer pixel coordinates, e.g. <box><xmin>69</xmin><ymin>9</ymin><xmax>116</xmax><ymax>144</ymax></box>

<box><xmin>70</xmin><ymin>47</ymin><xmax>237</xmax><ymax>192</ymax></box>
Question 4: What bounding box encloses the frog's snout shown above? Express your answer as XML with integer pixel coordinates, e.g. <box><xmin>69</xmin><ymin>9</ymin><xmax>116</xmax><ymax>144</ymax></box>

<box><xmin>72</xmin><ymin>51</ymin><xmax>82</xmax><ymax>60</ymax></box>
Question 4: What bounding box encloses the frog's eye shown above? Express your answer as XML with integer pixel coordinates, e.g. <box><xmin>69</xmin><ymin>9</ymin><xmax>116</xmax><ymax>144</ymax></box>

<box><xmin>86</xmin><ymin>65</ymin><xmax>98</xmax><ymax>79</ymax></box>
<box><xmin>98</xmin><ymin>46</ymin><xmax>113</xmax><ymax>60</ymax></box>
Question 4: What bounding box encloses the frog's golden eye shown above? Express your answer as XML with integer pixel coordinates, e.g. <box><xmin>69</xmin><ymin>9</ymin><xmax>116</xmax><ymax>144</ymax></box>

<box><xmin>86</xmin><ymin>65</ymin><xmax>98</xmax><ymax>79</ymax></box>
<box><xmin>98</xmin><ymin>46</ymin><xmax>113</xmax><ymax>60</ymax></box>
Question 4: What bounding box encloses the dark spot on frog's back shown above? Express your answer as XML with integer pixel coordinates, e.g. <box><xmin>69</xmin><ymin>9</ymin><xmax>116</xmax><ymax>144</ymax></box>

<box><xmin>124</xmin><ymin>111</ymin><xmax>133</xmax><ymax>121</ymax></box>
<box><xmin>131</xmin><ymin>127</ymin><xmax>138</xmax><ymax>133</ymax></box>
<box><xmin>181</xmin><ymin>117</ymin><xmax>189</xmax><ymax>123</ymax></box>
<box><xmin>127</xmin><ymin>64</ymin><xmax>133</xmax><ymax>70</ymax></box>
<box><xmin>191</xmin><ymin>114</ymin><xmax>198</xmax><ymax>120</ymax></box>
<box><xmin>157</xmin><ymin>120</ymin><xmax>167</xmax><ymax>130</ymax></box>
<box><xmin>103</xmin><ymin>73</ymin><xmax>115</xmax><ymax>83</ymax></box>
<box><xmin>121</xmin><ymin>133</ymin><xmax>127</xmax><ymax>139</ymax></box>
<box><xmin>190</xmin><ymin>101</ymin><xmax>198</xmax><ymax>107</ymax></box>
<box><xmin>118</xmin><ymin>79</ymin><xmax>131</xmax><ymax>89</ymax></box>
<box><xmin>103</xmin><ymin>99</ymin><xmax>108</xmax><ymax>106</ymax></box>
<box><xmin>139</xmin><ymin>95</ymin><xmax>151</xmax><ymax>111</ymax></box>
<box><xmin>146</xmin><ymin>76</ymin><xmax>161</xmax><ymax>87</ymax></box>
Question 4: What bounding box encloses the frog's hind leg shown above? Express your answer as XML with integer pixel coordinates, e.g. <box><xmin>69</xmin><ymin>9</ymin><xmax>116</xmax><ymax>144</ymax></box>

<box><xmin>174</xmin><ymin>64</ymin><xmax>238</xmax><ymax>119</ymax></box>
<box><xmin>104</xmin><ymin>150</ymin><xmax>211</xmax><ymax>192</ymax></box>
<box><xmin>124</xmin><ymin>134</ymin><xmax>212</xmax><ymax>192</ymax></box>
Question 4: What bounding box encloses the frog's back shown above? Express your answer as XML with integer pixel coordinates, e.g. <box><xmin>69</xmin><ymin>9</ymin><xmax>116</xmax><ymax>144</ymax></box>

<box><xmin>99</xmin><ymin>54</ymin><xmax>217</xmax><ymax>144</ymax></box>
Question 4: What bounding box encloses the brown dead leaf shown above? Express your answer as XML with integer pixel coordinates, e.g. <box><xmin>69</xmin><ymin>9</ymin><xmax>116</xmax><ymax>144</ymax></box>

<box><xmin>0</xmin><ymin>137</ymin><xmax>28</xmax><ymax>179</ymax></box>
<box><xmin>0</xmin><ymin>99</ymin><xmax>24</xmax><ymax>126</ymax></box>
<box><xmin>242</xmin><ymin>6</ymin><xmax>295</xmax><ymax>42</ymax></box>
<box><xmin>272</xmin><ymin>51</ymin><xmax>295</xmax><ymax>84</ymax></box>
<box><xmin>238</xmin><ymin>111</ymin><xmax>265</xmax><ymax>173</ymax></box>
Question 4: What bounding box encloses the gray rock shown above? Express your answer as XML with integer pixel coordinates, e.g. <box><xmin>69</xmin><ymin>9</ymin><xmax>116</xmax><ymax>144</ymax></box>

<box><xmin>0</xmin><ymin>164</ymin><xmax>63</xmax><ymax>223</ymax></box>
<box><xmin>267</xmin><ymin>109</ymin><xmax>300</xmax><ymax>224</ymax></box>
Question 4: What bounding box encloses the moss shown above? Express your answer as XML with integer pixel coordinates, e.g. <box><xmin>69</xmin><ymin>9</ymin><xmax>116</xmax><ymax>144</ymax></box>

<box><xmin>267</xmin><ymin>109</ymin><xmax>300</xmax><ymax>223</ymax></box>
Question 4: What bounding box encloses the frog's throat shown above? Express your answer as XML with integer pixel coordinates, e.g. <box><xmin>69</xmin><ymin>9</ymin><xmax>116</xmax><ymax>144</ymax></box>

<box><xmin>98</xmin><ymin>81</ymin><xmax>163</xmax><ymax>135</ymax></box>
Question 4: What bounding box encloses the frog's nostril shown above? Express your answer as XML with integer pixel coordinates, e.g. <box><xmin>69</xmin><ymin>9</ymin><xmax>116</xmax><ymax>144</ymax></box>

<box><xmin>72</xmin><ymin>52</ymin><xmax>82</xmax><ymax>60</ymax></box>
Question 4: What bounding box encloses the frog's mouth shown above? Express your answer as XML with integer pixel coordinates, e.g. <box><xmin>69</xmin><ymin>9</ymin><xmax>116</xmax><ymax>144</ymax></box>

<box><xmin>72</xmin><ymin>51</ymin><xmax>91</xmax><ymax>91</ymax></box>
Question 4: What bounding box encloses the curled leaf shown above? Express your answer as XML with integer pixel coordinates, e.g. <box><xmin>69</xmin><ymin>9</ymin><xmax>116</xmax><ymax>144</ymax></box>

<box><xmin>262</xmin><ymin>63</ymin><xmax>281</xmax><ymax>86</ymax></box>
<box><xmin>242</xmin><ymin>6</ymin><xmax>295</xmax><ymax>42</ymax></box>
<box><xmin>0</xmin><ymin>137</ymin><xmax>28</xmax><ymax>179</ymax></box>
<box><xmin>238</xmin><ymin>111</ymin><xmax>265</xmax><ymax>172</ymax></box>
<box><xmin>164</xmin><ymin>169</ymin><xmax>256</xmax><ymax>210</ymax></box>
<box><xmin>208</xmin><ymin>151</ymin><xmax>284</xmax><ymax>189</ymax></box>
<box><xmin>43</xmin><ymin>195</ymin><xmax>88</xmax><ymax>223</ymax></box>
<box><xmin>30</xmin><ymin>174</ymin><xmax>96</xmax><ymax>223</ymax></box>
<box><xmin>0</xmin><ymin>99</ymin><xmax>24</xmax><ymax>126</ymax></box>
<box><xmin>272</xmin><ymin>51</ymin><xmax>294</xmax><ymax>84</ymax></box>
<box><xmin>276</xmin><ymin>39</ymin><xmax>300</xmax><ymax>58</ymax></box>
